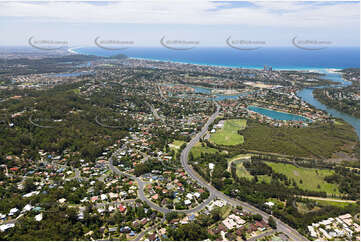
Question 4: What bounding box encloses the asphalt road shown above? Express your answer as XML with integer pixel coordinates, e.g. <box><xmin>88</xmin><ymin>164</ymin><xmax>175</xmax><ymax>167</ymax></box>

<box><xmin>179</xmin><ymin>103</ymin><xmax>308</xmax><ymax>241</ymax></box>
<box><xmin>145</xmin><ymin>101</ymin><xmax>161</xmax><ymax>120</ymax></box>
<box><xmin>28</xmin><ymin>115</ymin><xmax>54</xmax><ymax>129</ymax></box>
<box><xmin>95</xmin><ymin>115</ymin><xmax>123</xmax><ymax>129</ymax></box>
<box><xmin>157</xmin><ymin>85</ymin><xmax>165</xmax><ymax>100</ymax></box>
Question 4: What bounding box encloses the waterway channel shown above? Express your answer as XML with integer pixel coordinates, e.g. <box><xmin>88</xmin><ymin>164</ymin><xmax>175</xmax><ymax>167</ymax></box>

<box><xmin>296</xmin><ymin>70</ymin><xmax>360</xmax><ymax>137</ymax></box>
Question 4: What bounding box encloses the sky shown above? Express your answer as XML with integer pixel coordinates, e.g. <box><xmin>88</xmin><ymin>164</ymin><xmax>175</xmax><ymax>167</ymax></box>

<box><xmin>0</xmin><ymin>0</ymin><xmax>359</xmax><ymax>47</ymax></box>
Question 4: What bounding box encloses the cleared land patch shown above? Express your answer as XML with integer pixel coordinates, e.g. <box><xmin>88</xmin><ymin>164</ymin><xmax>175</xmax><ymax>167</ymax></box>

<box><xmin>235</xmin><ymin>163</ymin><xmax>253</xmax><ymax>180</ymax></box>
<box><xmin>169</xmin><ymin>140</ymin><xmax>185</xmax><ymax>150</ymax></box>
<box><xmin>299</xmin><ymin>196</ymin><xmax>356</xmax><ymax>204</ymax></box>
<box><xmin>227</xmin><ymin>154</ymin><xmax>252</xmax><ymax>178</ymax></box>
<box><xmin>210</xmin><ymin>119</ymin><xmax>247</xmax><ymax>146</ymax></box>
<box><xmin>265</xmin><ymin>162</ymin><xmax>340</xmax><ymax>196</ymax></box>
<box><xmin>312</xmin><ymin>199</ymin><xmax>354</xmax><ymax>208</ymax></box>
<box><xmin>190</xmin><ymin>142</ymin><xmax>219</xmax><ymax>159</ymax></box>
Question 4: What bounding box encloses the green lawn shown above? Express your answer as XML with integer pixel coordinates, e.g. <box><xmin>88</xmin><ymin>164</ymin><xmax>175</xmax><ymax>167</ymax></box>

<box><xmin>235</xmin><ymin>163</ymin><xmax>253</xmax><ymax>180</ymax></box>
<box><xmin>210</xmin><ymin>119</ymin><xmax>247</xmax><ymax>146</ymax></box>
<box><xmin>190</xmin><ymin>142</ymin><xmax>219</xmax><ymax>159</ymax></box>
<box><xmin>234</xmin><ymin>165</ymin><xmax>272</xmax><ymax>183</ymax></box>
<box><xmin>169</xmin><ymin>140</ymin><xmax>186</xmax><ymax>158</ymax></box>
<box><xmin>71</xmin><ymin>88</ymin><xmax>81</xmax><ymax>94</ymax></box>
<box><xmin>313</xmin><ymin>199</ymin><xmax>353</xmax><ymax>208</ymax></box>
<box><xmin>265</xmin><ymin>162</ymin><xmax>340</xmax><ymax>196</ymax></box>
<box><xmin>258</xmin><ymin>175</ymin><xmax>272</xmax><ymax>184</ymax></box>
<box><xmin>220</xmin><ymin>205</ymin><xmax>232</xmax><ymax>219</ymax></box>
<box><xmin>227</xmin><ymin>154</ymin><xmax>252</xmax><ymax>180</ymax></box>
<box><xmin>169</xmin><ymin>140</ymin><xmax>185</xmax><ymax>150</ymax></box>
<box><xmin>296</xmin><ymin>202</ymin><xmax>321</xmax><ymax>214</ymax></box>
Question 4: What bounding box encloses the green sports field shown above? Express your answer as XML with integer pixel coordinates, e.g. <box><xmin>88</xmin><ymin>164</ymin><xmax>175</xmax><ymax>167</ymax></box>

<box><xmin>265</xmin><ymin>162</ymin><xmax>340</xmax><ymax>196</ymax></box>
<box><xmin>210</xmin><ymin>119</ymin><xmax>247</xmax><ymax>146</ymax></box>
<box><xmin>190</xmin><ymin>142</ymin><xmax>219</xmax><ymax>159</ymax></box>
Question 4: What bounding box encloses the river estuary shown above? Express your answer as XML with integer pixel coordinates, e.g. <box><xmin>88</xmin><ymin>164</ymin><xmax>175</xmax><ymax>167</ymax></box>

<box><xmin>296</xmin><ymin>70</ymin><xmax>360</xmax><ymax>137</ymax></box>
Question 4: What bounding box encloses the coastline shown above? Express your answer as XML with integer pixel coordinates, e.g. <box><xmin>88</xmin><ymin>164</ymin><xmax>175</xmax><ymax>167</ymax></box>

<box><xmin>67</xmin><ymin>47</ymin><xmax>78</xmax><ymax>55</ymax></box>
<box><xmin>67</xmin><ymin>47</ymin><xmax>345</xmax><ymax>72</ymax></box>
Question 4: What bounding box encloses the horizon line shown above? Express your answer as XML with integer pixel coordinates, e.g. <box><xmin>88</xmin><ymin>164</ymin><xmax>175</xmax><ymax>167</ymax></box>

<box><xmin>0</xmin><ymin>45</ymin><xmax>360</xmax><ymax>48</ymax></box>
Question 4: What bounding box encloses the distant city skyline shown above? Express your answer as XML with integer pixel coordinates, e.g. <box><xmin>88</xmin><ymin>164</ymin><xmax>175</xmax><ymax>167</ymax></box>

<box><xmin>0</xmin><ymin>1</ymin><xmax>359</xmax><ymax>47</ymax></box>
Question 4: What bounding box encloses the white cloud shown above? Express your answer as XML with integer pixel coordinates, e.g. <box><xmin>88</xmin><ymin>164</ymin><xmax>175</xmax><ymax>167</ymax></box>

<box><xmin>0</xmin><ymin>1</ymin><xmax>358</xmax><ymax>46</ymax></box>
<box><xmin>0</xmin><ymin>1</ymin><xmax>358</xmax><ymax>29</ymax></box>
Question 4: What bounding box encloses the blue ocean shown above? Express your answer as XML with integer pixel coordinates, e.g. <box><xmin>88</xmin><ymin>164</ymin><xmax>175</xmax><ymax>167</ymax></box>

<box><xmin>71</xmin><ymin>47</ymin><xmax>360</xmax><ymax>70</ymax></box>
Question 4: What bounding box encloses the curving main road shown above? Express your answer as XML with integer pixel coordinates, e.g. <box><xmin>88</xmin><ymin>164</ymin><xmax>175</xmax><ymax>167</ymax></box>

<box><xmin>180</xmin><ymin>102</ymin><xmax>308</xmax><ymax>241</ymax></box>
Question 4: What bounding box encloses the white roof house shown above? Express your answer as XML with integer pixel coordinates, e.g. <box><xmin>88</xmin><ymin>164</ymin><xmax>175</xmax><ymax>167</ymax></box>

<box><xmin>97</xmin><ymin>208</ymin><xmax>105</xmax><ymax>214</ymax></box>
<box><xmin>223</xmin><ymin>218</ymin><xmax>237</xmax><ymax>230</ymax></box>
<box><xmin>119</xmin><ymin>191</ymin><xmax>127</xmax><ymax>197</ymax></box>
<box><xmin>319</xmin><ymin>218</ymin><xmax>333</xmax><ymax>226</ymax></box>
<box><xmin>339</xmin><ymin>214</ymin><xmax>352</xmax><ymax>220</ymax></box>
<box><xmin>9</xmin><ymin>208</ymin><xmax>19</xmax><ymax>216</ymax></box>
<box><xmin>35</xmin><ymin>213</ymin><xmax>43</xmax><ymax>222</ymax></box>
<box><xmin>0</xmin><ymin>223</ymin><xmax>15</xmax><ymax>232</ymax></box>
<box><xmin>312</xmin><ymin>222</ymin><xmax>320</xmax><ymax>228</ymax></box>
<box><xmin>215</xmin><ymin>123</ymin><xmax>223</xmax><ymax>129</ymax></box>
<box><xmin>78</xmin><ymin>212</ymin><xmax>84</xmax><ymax>220</ymax></box>
<box><xmin>334</xmin><ymin>228</ymin><xmax>345</xmax><ymax>237</ymax></box>
<box><xmin>229</xmin><ymin>214</ymin><xmax>246</xmax><ymax>225</ymax></box>
<box><xmin>264</xmin><ymin>201</ymin><xmax>274</xmax><ymax>207</ymax></box>
<box><xmin>23</xmin><ymin>191</ymin><xmax>40</xmax><ymax>198</ymax></box>
<box><xmin>22</xmin><ymin>204</ymin><xmax>33</xmax><ymax>212</ymax></box>
<box><xmin>319</xmin><ymin>228</ymin><xmax>332</xmax><ymax>240</ymax></box>
<box><xmin>184</xmin><ymin>200</ymin><xmax>192</xmax><ymax>205</ymax></box>
<box><xmin>213</xmin><ymin>200</ymin><xmax>226</xmax><ymax>207</ymax></box>
<box><xmin>307</xmin><ymin>226</ymin><xmax>317</xmax><ymax>238</ymax></box>
<box><xmin>336</xmin><ymin>217</ymin><xmax>344</xmax><ymax>225</ymax></box>
<box><xmin>108</xmin><ymin>192</ymin><xmax>118</xmax><ymax>199</ymax></box>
